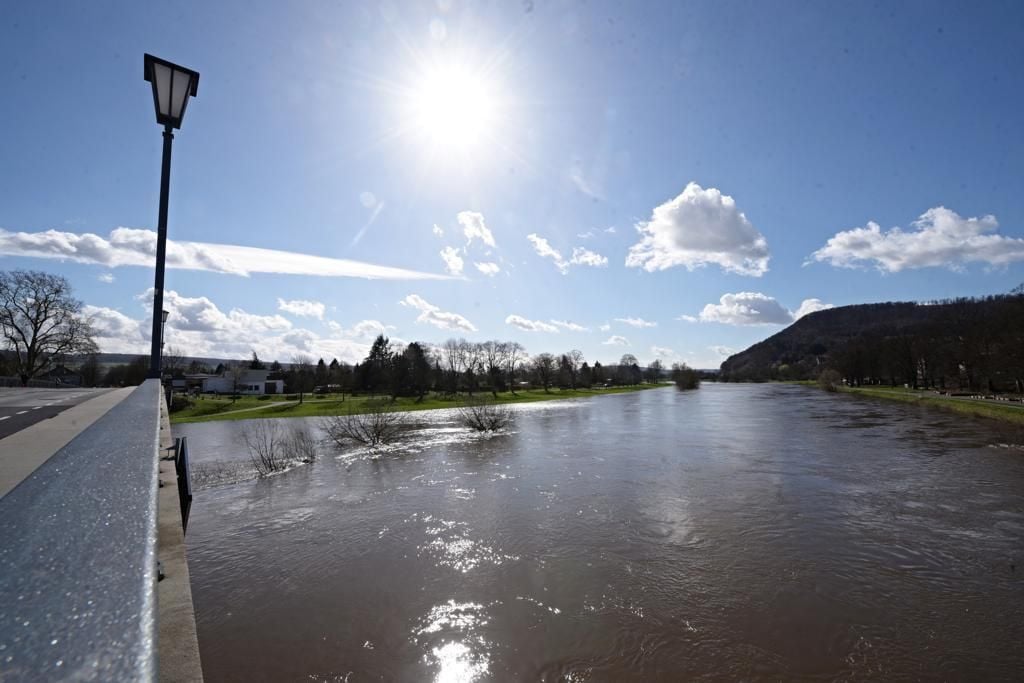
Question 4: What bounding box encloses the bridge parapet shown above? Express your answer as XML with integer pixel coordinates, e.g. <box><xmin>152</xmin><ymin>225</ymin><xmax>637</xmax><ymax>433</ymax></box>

<box><xmin>0</xmin><ymin>379</ymin><xmax>162</xmax><ymax>681</ymax></box>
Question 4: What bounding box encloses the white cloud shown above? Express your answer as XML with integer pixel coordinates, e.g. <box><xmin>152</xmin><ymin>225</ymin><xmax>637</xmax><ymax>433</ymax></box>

<box><xmin>98</xmin><ymin>272</ymin><xmax>115</xmax><ymax>283</ymax></box>
<box><xmin>809</xmin><ymin>206</ymin><xmax>1024</xmax><ymax>272</ymax></box>
<box><xmin>0</xmin><ymin>226</ymin><xmax>451</xmax><ymax>280</ymax></box>
<box><xmin>84</xmin><ymin>305</ymin><xmax>146</xmax><ymax>352</ymax></box>
<box><xmin>626</xmin><ymin>182</ymin><xmax>770</xmax><ymax>276</ymax></box>
<box><xmin>349</xmin><ymin>320</ymin><xmax>393</xmax><ymax>338</ymax></box>
<box><xmin>677</xmin><ymin>314</ymin><xmax>698</xmax><ymax>323</ymax></box>
<box><xmin>104</xmin><ymin>290</ymin><xmax>371</xmax><ymax>362</ymax></box>
<box><xmin>432</xmin><ymin>224</ymin><xmax>444</xmax><ymax>238</ymax></box>
<box><xmin>326</xmin><ymin>319</ymin><xmax>395</xmax><ymax>339</ymax></box>
<box><xmin>550</xmin><ymin>319</ymin><xmax>589</xmax><ymax>332</ymax></box>
<box><xmin>604</xmin><ymin>227</ymin><xmax>616</xmax><ymax>234</ymax></box>
<box><xmin>793</xmin><ymin>298</ymin><xmax>835</xmax><ymax>320</ymax></box>
<box><xmin>696</xmin><ymin>292</ymin><xmax>832</xmax><ymax>326</ymax></box>
<box><xmin>576</xmin><ymin>231</ymin><xmax>594</xmax><ymax>239</ymax></box>
<box><xmin>614</xmin><ymin>317</ymin><xmax>657</xmax><ymax>328</ymax></box>
<box><xmin>526</xmin><ymin>233</ymin><xmax>569</xmax><ymax>274</ymax></box>
<box><xmin>440</xmin><ymin>246</ymin><xmax>464</xmax><ymax>275</ymax></box>
<box><xmin>474</xmin><ymin>261</ymin><xmax>500</xmax><ymax>276</ymax></box>
<box><xmin>400</xmin><ymin>294</ymin><xmax>477</xmax><ymax>332</ymax></box>
<box><xmin>505</xmin><ymin>314</ymin><xmax>559</xmax><ymax>333</ymax></box>
<box><xmin>277</xmin><ymin>298</ymin><xmax>325</xmax><ymax>320</ymax></box>
<box><xmin>527</xmin><ymin>235</ymin><xmax>606</xmax><ymax>273</ymax></box>
<box><xmin>458</xmin><ymin>211</ymin><xmax>496</xmax><ymax>248</ymax></box>
<box><xmin>710</xmin><ymin>345</ymin><xmax>737</xmax><ymax>358</ymax></box>
<box><xmin>570</xmin><ymin>247</ymin><xmax>608</xmax><ymax>267</ymax></box>
<box><xmin>602</xmin><ymin>335</ymin><xmax>630</xmax><ymax>346</ymax></box>
<box><xmin>599</xmin><ymin>323</ymin><xmax>611</xmax><ymax>332</ymax></box>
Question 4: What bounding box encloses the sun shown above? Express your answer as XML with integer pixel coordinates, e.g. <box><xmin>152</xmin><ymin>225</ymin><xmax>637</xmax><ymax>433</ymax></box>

<box><xmin>406</xmin><ymin>63</ymin><xmax>498</xmax><ymax>153</ymax></box>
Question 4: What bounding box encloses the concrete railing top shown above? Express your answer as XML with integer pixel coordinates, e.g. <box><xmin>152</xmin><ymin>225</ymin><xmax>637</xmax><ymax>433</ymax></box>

<box><xmin>0</xmin><ymin>379</ymin><xmax>162</xmax><ymax>681</ymax></box>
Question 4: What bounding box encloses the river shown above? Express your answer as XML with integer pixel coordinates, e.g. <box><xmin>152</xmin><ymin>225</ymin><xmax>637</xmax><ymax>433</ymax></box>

<box><xmin>177</xmin><ymin>384</ymin><xmax>1024</xmax><ymax>681</ymax></box>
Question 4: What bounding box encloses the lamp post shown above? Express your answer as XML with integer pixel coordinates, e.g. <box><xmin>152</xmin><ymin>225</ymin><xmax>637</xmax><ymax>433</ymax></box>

<box><xmin>159</xmin><ymin>309</ymin><xmax>169</xmax><ymax>360</ymax></box>
<box><xmin>144</xmin><ymin>54</ymin><xmax>199</xmax><ymax>378</ymax></box>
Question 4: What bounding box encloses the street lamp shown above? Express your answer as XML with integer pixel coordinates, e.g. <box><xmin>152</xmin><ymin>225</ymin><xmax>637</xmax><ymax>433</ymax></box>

<box><xmin>160</xmin><ymin>309</ymin><xmax>169</xmax><ymax>355</ymax></box>
<box><xmin>144</xmin><ymin>54</ymin><xmax>199</xmax><ymax>378</ymax></box>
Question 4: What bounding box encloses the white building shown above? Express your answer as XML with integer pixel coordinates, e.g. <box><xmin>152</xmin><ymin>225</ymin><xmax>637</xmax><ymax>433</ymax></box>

<box><xmin>201</xmin><ymin>369</ymin><xmax>284</xmax><ymax>395</ymax></box>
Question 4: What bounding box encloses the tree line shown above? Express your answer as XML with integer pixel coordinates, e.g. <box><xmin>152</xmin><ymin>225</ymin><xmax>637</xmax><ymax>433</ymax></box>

<box><xmin>245</xmin><ymin>337</ymin><xmax>680</xmax><ymax>400</ymax></box>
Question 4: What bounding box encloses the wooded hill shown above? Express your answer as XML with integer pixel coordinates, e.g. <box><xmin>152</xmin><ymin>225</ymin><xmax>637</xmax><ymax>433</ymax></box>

<box><xmin>719</xmin><ymin>293</ymin><xmax>1024</xmax><ymax>392</ymax></box>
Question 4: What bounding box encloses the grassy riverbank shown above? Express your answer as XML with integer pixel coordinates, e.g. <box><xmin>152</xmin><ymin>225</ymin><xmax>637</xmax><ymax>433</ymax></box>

<box><xmin>171</xmin><ymin>384</ymin><xmax>664</xmax><ymax>424</ymax></box>
<box><xmin>837</xmin><ymin>385</ymin><xmax>1024</xmax><ymax>426</ymax></box>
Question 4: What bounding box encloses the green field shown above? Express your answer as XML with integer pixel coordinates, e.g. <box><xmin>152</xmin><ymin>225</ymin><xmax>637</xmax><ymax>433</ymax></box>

<box><xmin>170</xmin><ymin>384</ymin><xmax>664</xmax><ymax>424</ymax></box>
<box><xmin>837</xmin><ymin>385</ymin><xmax>1024</xmax><ymax>426</ymax></box>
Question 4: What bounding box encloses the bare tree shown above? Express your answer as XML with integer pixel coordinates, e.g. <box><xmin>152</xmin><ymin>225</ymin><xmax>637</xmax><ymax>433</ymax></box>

<box><xmin>244</xmin><ymin>420</ymin><xmax>319</xmax><ymax>476</ymax></box>
<box><xmin>321</xmin><ymin>400</ymin><xmax>406</xmax><ymax>447</ymax></box>
<box><xmin>458</xmin><ymin>396</ymin><xmax>515</xmax><ymax>432</ymax></box>
<box><xmin>503</xmin><ymin>342</ymin><xmax>527</xmax><ymax>394</ymax></box>
<box><xmin>227</xmin><ymin>362</ymin><xmax>247</xmax><ymax>402</ymax></box>
<box><xmin>162</xmin><ymin>344</ymin><xmax>186</xmax><ymax>377</ymax></box>
<box><xmin>290</xmin><ymin>354</ymin><xmax>314</xmax><ymax>403</ymax></box>
<box><xmin>244</xmin><ymin>420</ymin><xmax>288</xmax><ymax>476</ymax></box>
<box><xmin>0</xmin><ymin>270</ymin><xmax>97</xmax><ymax>382</ymax></box>
<box><xmin>565</xmin><ymin>349</ymin><xmax>584</xmax><ymax>389</ymax></box>
<box><xmin>646</xmin><ymin>359</ymin><xmax>664</xmax><ymax>383</ymax></box>
<box><xmin>462</xmin><ymin>340</ymin><xmax>483</xmax><ymax>395</ymax></box>
<box><xmin>532</xmin><ymin>353</ymin><xmax>556</xmax><ymax>392</ymax></box>
<box><xmin>481</xmin><ymin>340</ymin><xmax>503</xmax><ymax>398</ymax></box>
<box><xmin>441</xmin><ymin>338</ymin><xmax>465</xmax><ymax>395</ymax></box>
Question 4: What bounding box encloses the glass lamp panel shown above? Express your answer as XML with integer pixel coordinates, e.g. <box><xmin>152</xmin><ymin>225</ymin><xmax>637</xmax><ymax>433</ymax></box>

<box><xmin>153</xmin><ymin>62</ymin><xmax>172</xmax><ymax>117</ymax></box>
<box><xmin>169</xmin><ymin>69</ymin><xmax>193</xmax><ymax>120</ymax></box>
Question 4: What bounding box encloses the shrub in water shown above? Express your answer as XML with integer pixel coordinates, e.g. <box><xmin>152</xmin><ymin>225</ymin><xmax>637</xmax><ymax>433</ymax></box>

<box><xmin>458</xmin><ymin>396</ymin><xmax>515</xmax><ymax>432</ymax></box>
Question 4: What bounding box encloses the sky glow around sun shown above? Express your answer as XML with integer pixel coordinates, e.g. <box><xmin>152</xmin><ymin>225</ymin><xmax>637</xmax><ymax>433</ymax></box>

<box><xmin>407</xmin><ymin>63</ymin><xmax>498</xmax><ymax>154</ymax></box>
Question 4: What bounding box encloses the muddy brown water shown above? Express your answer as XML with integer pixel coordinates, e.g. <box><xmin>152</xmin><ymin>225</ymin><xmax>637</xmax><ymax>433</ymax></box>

<box><xmin>177</xmin><ymin>384</ymin><xmax>1024</xmax><ymax>681</ymax></box>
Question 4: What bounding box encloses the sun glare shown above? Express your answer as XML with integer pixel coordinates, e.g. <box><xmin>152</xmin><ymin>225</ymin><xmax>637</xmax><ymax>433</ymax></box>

<box><xmin>407</xmin><ymin>64</ymin><xmax>497</xmax><ymax>153</ymax></box>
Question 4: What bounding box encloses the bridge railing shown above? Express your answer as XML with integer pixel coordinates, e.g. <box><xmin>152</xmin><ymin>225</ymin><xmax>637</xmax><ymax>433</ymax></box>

<box><xmin>0</xmin><ymin>379</ymin><xmax>162</xmax><ymax>681</ymax></box>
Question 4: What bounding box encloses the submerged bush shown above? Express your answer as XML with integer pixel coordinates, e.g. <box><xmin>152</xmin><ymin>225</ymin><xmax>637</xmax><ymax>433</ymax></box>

<box><xmin>458</xmin><ymin>397</ymin><xmax>515</xmax><ymax>432</ymax></box>
<box><xmin>671</xmin><ymin>363</ymin><xmax>700</xmax><ymax>390</ymax></box>
<box><xmin>818</xmin><ymin>368</ymin><xmax>843</xmax><ymax>392</ymax></box>
<box><xmin>243</xmin><ymin>420</ymin><xmax>320</xmax><ymax>476</ymax></box>
<box><xmin>320</xmin><ymin>401</ymin><xmax>406</xmax><ymax>448</ymax></box>
<box><xmin>283</xmin><ymin>422</ymin><xmax>318</xmax><ymax>463</ymax></box>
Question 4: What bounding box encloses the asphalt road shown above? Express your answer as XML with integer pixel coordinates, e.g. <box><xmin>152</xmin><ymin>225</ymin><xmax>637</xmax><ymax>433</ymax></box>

<box><xmin>0</xmin><ymin>387</ymin><xmax>113</xmax><ymax>440</ymax></box>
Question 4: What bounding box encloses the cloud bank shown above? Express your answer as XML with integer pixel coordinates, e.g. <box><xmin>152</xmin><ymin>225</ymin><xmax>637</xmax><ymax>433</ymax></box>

<box><xmin>809</xmin><ymin>206</ymin><xmax>1024</xmax><ymax>272</ymax></box>
<box><xmin>277</xmin><ymin>298</ymin><xmax>325</xmax><ymax>319</ymax></box>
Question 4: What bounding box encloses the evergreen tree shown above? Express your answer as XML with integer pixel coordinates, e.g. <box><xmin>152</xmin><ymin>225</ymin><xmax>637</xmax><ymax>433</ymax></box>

<box><xmin>364</xmin><ymin>334</ymin><xmax>392</xmax><ymax>393</ymax></box>
<box><xmin>405</xmin><ymin>342</ymin><xmax>431</xmax><ymax>400</ymax></box>
<box><xmin>315</xmin><ymin>358</ymin><xmax>329</xmax><ymax>387</ymax></box>
<box><xmin>250</xmin><ymin>351</ymin><xmax>266</xmax><ymax>370</ymax></box>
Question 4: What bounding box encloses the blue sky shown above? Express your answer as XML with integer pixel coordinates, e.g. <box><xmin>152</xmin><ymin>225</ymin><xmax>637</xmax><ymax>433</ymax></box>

<box><xmin>2</xmin><ymin>1</ymin><xmax>1023</xmax><ymax>368</ymax></box>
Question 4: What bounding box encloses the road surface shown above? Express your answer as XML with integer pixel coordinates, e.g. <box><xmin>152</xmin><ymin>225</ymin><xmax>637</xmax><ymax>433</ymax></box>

<box><xmin>0</xmin><ymin>387</ymin><xmax>113</xmax><ymax>440</ymax></box>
